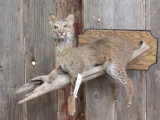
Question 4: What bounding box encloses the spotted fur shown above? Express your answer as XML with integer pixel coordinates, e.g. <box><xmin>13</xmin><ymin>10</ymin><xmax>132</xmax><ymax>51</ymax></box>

<box><xmin>49</xmin><ymin>14</ymin><xmax>140</xmax><ymax>115</ymax></box>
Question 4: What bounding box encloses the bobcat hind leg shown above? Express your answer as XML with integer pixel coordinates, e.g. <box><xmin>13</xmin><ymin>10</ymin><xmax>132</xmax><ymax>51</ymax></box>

<box><xmin>113</xmin><ymin>82</ymin><xmax>120</xmax><ymax>101</ymax></box>
<box><xmin>105</xmin><ymin>64</ymin><xmax>134</xmax><ymax>107</ymax></box>
<box><xmin>105</xmin><ymin>74</ymin><xmax>120</xmax><ymax>101</ymax></box>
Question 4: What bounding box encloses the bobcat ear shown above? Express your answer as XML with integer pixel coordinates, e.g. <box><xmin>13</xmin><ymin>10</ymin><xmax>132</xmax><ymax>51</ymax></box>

<box><xmin>65</xmin><ymin>14</ymin><xmax>74</xmax><ymax>25</ymax></box>
<box><xmin>49</xmin><ymin>15</ymin><xmax>57</xmax><ymax>25</ymax></box>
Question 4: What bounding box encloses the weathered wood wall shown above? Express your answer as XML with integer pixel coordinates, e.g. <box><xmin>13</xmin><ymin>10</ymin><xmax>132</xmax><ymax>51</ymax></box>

<box><xmin>23</xmin><ymin>0</ymin><xmax>57</xmax><ymax>120</ymax></box>
<box><xmin>0</xmin><ymin>0</ymin><xmax>57</xmax><ymax>120</ymax></box>
<box><xmin>0</xmin><ymin>0</ymin><xmax>159</xmax><ymax>120</ymax></box>
<box><xmin>0</xmin><ymin>1</ymin><xmax>25</xmax><ymax>120</ymax></box>
<box><xmin>84</xmin><ymin>0</ymin><xmax>159</xmax><ymax>120</ymax></box>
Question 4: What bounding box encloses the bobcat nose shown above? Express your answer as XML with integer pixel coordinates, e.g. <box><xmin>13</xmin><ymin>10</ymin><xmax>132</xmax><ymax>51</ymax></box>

<box><xmin>59</xmin><ymin>32</ymin><xmax>65</xmax><ymax>36</ymax></box>
<box><xmin>60</xmin><ymin>32</ymin><xmax>63</xmax><ymax>35</ymax></box>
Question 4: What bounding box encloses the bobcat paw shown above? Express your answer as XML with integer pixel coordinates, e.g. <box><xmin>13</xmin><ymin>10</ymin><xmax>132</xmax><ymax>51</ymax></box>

<box><xmin>46</xmin><ymin>79</ymin><xmax>53</xmax><ymax>84</ymax></box>
<box><xmin>125</xmin><ymin>98</ymin><xmax>132</xmax><ymax>107</ymax></box>
<box><xmin>114</xmin><ymin>94</ymin><xmax>119</xmax><ymax>101</ymax></box>
<box><xmin>40</xmin><ymin>75</ymin><xmax>55</xmax><ymax>84</ymax></box>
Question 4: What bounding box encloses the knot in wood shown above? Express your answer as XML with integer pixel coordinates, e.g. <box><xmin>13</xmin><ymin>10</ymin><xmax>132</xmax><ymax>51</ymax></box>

<box><xmin>93</xmin><ymin>92</ymin><xmax>99</xmax><ymax>100</ymax></box>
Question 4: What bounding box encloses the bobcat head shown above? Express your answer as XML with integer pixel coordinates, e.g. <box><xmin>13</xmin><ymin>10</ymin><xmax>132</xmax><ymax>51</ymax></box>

<box><xmin>49</xmin><ymin>14</ymin><xmax>74</xmax><ymax>42</ymax></box>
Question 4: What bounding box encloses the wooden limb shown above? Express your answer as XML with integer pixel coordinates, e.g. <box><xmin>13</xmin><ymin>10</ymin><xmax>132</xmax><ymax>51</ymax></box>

<box><xmin>16</xmin><ymin>42</ymin><xmax>149</xmax><ymax>104</ymax></box>
<box><xmin>18</xmin><ymin>66</ymin><xmax>105</xmax><ymax>104</ymax></box>
<box><xmin>130</xmin><ymin>41</ymin><xmax>150</xmax><ymax>61</ymax></box>
<box><xmin>15</xmin><ymin>75</ymin><xmax>47</xmax><ymax>94</ymax></box>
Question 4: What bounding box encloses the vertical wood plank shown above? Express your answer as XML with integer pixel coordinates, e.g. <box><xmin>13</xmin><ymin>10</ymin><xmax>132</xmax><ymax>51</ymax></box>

<box><xmin>23</xmin><ymin>0</ymin><xmax>57</xmax><ymax>120</ymax></box>
<box><xmin>83</xmin><ymin>0</ymin><xmax>115</xmax><ymax>120</ymax></box>
<box><xmin>113</xmin><ymin>0</ymin><xmax>147</xmax><ymax>120</ymax></box>
<box><xmin>146</xmin><ymin>0</ymin><xmax>160</xmax><ymax>119</ymax></box>
<box><xmin>0</xmin><ymin>0</ymin><xmax>25</xmax><ymax>120</ymax></box>
<box><xmin>113</xmin><ymin>0</ymin><xmax>146</xmax><ymax>29</ymax></box>
<box><xmin>85</xmin><ymin>76</ymin><xmax>115</xmax><ymax>120</ymax></box>
<box><xmin>56</xmin><ymin>0</ymin><xmax>84</xmax><ymax>120</ymax></box>
<box><xmin>84</xmin><ymin>0</ymin><xmax>113</xmax><ymax>29</ymax></box>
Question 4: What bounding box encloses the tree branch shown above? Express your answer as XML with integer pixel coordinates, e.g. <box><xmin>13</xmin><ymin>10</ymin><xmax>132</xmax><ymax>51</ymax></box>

<box><xmin>16</xmin><ymin>42</ymin><xmax>150</xmax><ymax>104</ymax></box>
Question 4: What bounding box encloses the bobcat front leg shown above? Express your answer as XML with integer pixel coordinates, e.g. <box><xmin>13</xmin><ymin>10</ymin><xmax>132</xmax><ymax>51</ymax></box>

<box><xmin>45</xmin><ymin>67</ymin><xmax>61</xmax><ymax>83</ymax></box>
<box><xmin>30</xmin><ymin>68</ymin><xmax>61</xmax><ymax>84</ymax></box>
<box><xmin>29</xmin><ymin>67</ymin><xmax>61</xmax><ymax>84</ymax></box>
<box><xmin>48</xmin><ymin>67</ymin><xmax>61</xmax><ymax>79</ymax></box>
<box><xmin>68</xmin><ymin>77</ymin><xmax>76</xmax><ymax>116</ymax></box>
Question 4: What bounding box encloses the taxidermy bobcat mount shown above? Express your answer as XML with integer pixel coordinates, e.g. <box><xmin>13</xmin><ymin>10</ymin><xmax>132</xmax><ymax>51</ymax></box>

<box><xmin>16</xmin><ymin>14</ymin><xmax>151</xmax><ymax>116</ymax></box>
<box><xmin>48</xmin><ymin>14</ymin><xmax>147</xmax><ymax>115</ymax></box>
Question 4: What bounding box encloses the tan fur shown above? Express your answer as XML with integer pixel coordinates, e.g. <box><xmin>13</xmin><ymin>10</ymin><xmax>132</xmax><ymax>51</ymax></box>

<box><xmin>48</xmin><ymin>14</ymin><xmax>140</xmax><ymax>115</ymax></box>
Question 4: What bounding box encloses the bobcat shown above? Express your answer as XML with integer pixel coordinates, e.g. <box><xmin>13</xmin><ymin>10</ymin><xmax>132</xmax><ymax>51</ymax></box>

<box><xmin>48</xmin><ymin>14</ymin><xmax>141</xmax><ymax>115</ymax></box>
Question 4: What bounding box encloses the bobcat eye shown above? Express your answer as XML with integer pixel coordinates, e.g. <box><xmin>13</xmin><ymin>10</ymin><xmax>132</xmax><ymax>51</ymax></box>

<box><xmin>64</xmin><ymin>24</ymin><xmax>68</xmax><ymax>28</ymax></box>
<box><xmin>54</xmin><ymin>25</ymin><xmax>58</xmax><ymax>29</ymax></box>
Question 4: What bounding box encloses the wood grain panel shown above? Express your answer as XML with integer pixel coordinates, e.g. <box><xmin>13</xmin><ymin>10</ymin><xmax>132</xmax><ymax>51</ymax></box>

<box><xmin>83</xmin><ymin>0</ymin><xmax>115</xmax><ymax>120</ymax></box>
<box><xmin>79</xmin><ymin>29</ymin><xmax>157</xmax><ymax>70</ymax></box>
<box><xmin>23</xmin><ymin>0</ymin><xmax>57</xmax><ymax>120</ymax></box>
<box><xmin>0</xmin><ymin>0</ymin><xmax>25</xmax><ymax>120</ymax></box>
<box><xmin>146</xmin><ymin>0</ymin><xmax>160</xmax><ymax>119</ymax></box>
<box><xmin>85</xmin><ymin>76</ymin><xmax>115</xmax><ymax>120</ymax></box>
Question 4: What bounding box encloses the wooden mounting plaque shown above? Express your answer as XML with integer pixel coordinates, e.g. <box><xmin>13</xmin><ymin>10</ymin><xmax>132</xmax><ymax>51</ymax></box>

<box><xmin>78</xmin><ymin>29</ymin><xmax>158</xmax><ymax>70</ymax></box>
